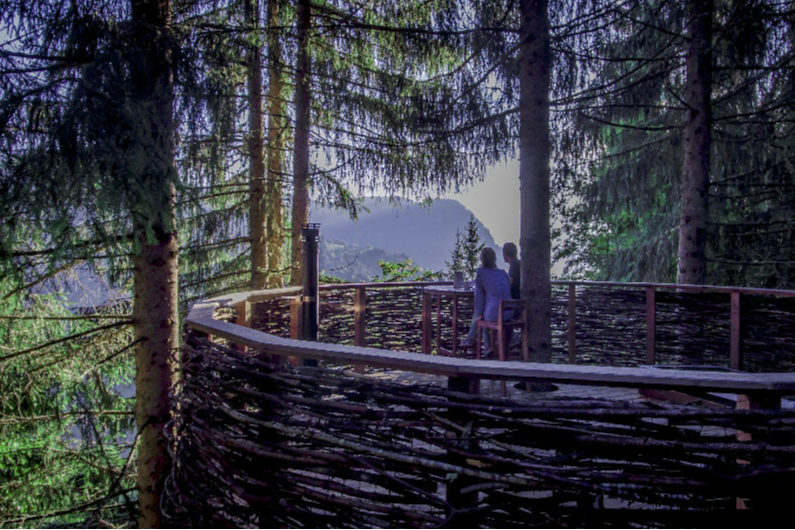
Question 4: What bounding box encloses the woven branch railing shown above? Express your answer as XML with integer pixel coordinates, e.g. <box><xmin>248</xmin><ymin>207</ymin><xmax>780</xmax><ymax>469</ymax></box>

<box><xmin>164</xmin><ymin>337</ymin><xmax>795</xmax><ymax>528</ymax></box>
<box><xmin>250</xmin><ymin>281</ymin><xmax>795</xmax><ymax>372</ymax></box>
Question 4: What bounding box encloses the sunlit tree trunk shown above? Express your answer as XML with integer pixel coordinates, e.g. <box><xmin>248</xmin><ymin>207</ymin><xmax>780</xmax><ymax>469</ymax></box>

<box><xmin>290</xmin><ymin>0</ymin><xmax>311</xmax><ymax>287</ymax></box>
<box><xmin>129</xmin><ymin>0</ymin><xmax>179</xmax><ymax>527</ymax></box>
<box><xmin>247</xmin><ymin>0</ymin><xmax>268</xmax><ymax>290</ymax></box>
<box><xmin>518</xmin><ymin>0</ymin><xmax>552</xmax><ymax>363</ymax></box>
<box><xmin>266</xmin><ymin>0</ymin><xmax>285</xmax><ymax>288</ymax></box>
<box><xmin>677</xmin><ymin>0</ymin><xmax>713</xmax><ymax>285</ymax></box>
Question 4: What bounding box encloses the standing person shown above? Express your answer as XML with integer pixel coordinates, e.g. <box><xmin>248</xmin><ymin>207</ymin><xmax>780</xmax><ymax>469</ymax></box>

<box><xmin>503</xmin><ymin>242</ymin><xmax>521</xmax><ymax>300</ymax></box>
<box><xmin>461</xmin><ymin>247</ymin><xmax>513</xmax><ymax>352</ymax></box>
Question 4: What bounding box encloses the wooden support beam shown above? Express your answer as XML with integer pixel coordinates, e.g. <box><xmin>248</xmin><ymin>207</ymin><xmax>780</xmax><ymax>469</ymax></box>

<box><xmin>446</xmin><ymin>374</ymin><xmax>479</xmax><ymax>521</ymax></box>
<box><xmin>736</xmin><ymin>392</ymin><xmax>780</xmax><ymax>411</ymax></box>
<box><xmin>646</xmin><ymin>286</ymin><xmax>656</xmax><ymax>365</ymax></box>
<box><xmin>568</xmin><ymin>284</ymin><xmax>576</xmax><ymax>364</ymax></box>
<box><xmin>730</xmin><ymin>291</ymin><xmax>742</xmax><ymax>371</ymax></box>
<box><xmin>735</xmin><ymin>389</ymin><xmax>780</xmax><ymax>510</ymax></box>
<box><xmin>192</xmin><ymin>329</ymin><xmax>212</xmax><ymax>342</ymax></box>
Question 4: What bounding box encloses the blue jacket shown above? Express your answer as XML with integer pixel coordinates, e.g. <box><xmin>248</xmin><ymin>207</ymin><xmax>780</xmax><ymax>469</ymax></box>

<box><xmin>474</xmin><ymin>267</ymin><xmax>513</xmax><ymax>322</ymax></box>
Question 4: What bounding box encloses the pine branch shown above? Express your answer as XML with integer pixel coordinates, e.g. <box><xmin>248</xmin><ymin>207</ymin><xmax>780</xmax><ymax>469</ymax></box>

<box><xmin>0</xmin><ymin>314</ymin><xmax>132</xmax><ymax>321</ymax></box>
<box><xmin>180</xmin><ymin>236</ymin><xmax>252</xmax><ymax>253</ymax></box>
<box><xmin>181</xmin><ymin>269</ymin><xmax>250</xmax><ymax>289</ymax></box>
<box><xmin>0</xmin><ymin>489</ymin><xmax>136</xmax><ymax>526</ymax></box>
<box><xmin>0</xmin><ymin>321</ymin><xmax>134</xmax><ymax>364</ymax></box>
<box><xmin>580</xmin><ymin>113</ymin><xmax>681</xmax><ymax>131</ymax></box>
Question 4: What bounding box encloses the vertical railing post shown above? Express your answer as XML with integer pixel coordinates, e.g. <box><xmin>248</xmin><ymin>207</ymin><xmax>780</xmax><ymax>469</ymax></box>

<box><xmin>233</xmin><ymin>299</ymin><xmax>250</xmax><ymax>352</ymax></box>
<box><xmin>300</xmin><ymin>223</ymin><xmax>320</xmax><ymax>342</ymax></box>
<box><xmin>288</xmin><ymin>296</ymin><xmax>303</xmax><ymax>366</ymax></box>
<box><xmin>435</xmin><ymin>292</ymin><xmax>442</xmax><ymax>354</ymax></box>
<box><xmin>646</xmin><ymin>286</ymin><xmax>656</xmax><ymax>365</ymax></box>
<box><xmin>299</xmin><ymin>224</ymin><xmax>320</xmax><ymax>367</ymax></box>
<box><xmin>731</xmin><ymin>290</ymin><xmax>742</xmax><ymax>370</ymax></box>
<box><xmin>353</xmin><ymin>286</ymin><xmax>367</xmax><ymax>373</ymax></box>
<box><xmin>290</xmin><ymin>297</ymin><xmax>303</xmax><ymax>340</ymax></box>
<box><xmin>567</xmin><ymin>284</ymin><xmax>576</xmax><ymax>364</ymax></box>
<box><xmin>354</xmin><ymin>286</ymin><xmax>366</xmax><ymax>347</ymax></box>
<box><xmin>451</xmin><ymin>296</ymin><xmax>459</xmax><ymax>357</ymax></box>
<box><xmin>421</xmin><ymin>291</ymin><xmax>432</xmax><ymax>354</ymax></box>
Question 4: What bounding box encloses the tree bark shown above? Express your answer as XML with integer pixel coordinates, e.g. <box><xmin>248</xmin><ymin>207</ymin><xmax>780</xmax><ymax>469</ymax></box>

<box><xmin>266</xmin><ymin>0</ymin><xmax>285</xmax><ymax>288</ymax></box>
<box><xmin>129</xmin><ymin>0</ymin><xmax>179</xmax><ymax>527</ymax></box>
<box><xmin>518</xmin><ymin>0</ymin><xmax>552</xmax><ymax>363</ymax></box>
<box><xmin>133</xmin><ymin>231</ymin><xmax>178</xmax><ymax>529</ymax></box>
<box><xmin>247</xmin><ymin>0</ymin><xmax>268</xmax><ymax>290</ymax></box>
<box><xmin>677</xmin><ymin>0</ymin><xmax>713</xmax><ymax>285</ymax></box>
<box><xmin>290</xmin><ymin>0</ymin><xmax>311</xmax><ymax>287</ymax></box>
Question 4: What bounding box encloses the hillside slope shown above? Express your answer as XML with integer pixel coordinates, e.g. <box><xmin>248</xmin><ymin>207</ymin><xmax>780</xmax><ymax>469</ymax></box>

<box><xmin>312</xmin><ymin>198</ymin><xmax>497</xmax><ymax>272</ymax></box>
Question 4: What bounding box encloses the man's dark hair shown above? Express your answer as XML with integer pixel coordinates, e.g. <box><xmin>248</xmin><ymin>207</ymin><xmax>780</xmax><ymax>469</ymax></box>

<box><xmin>503</xmin><ymin>242</ymin><xmax>518</xmax><ymax>259</ymax></box>
<box><xmin>481</xmin><ymin>247</ymin><xmax>497</xmax><ymax>268</ymax></box>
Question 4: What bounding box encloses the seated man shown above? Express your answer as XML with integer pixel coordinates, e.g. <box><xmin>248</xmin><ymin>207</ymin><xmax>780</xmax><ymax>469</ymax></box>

<box><xmin>461</xmin><ymin>247</ymin><xmax>513</xmax><ymax>352</ymax></box>
<box><xmin>503</xmin><ymin>242</ymin><xmax>521</xmax><ymax>300</ymax></box>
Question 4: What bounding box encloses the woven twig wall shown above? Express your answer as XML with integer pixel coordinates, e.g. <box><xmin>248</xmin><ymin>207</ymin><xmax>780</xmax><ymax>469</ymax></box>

<box><xmin>164</xmin><ymin>337</ymin><xmax>795</xmax><ymax>528</ymax></box>
<box><xmin>252</xmin><ymin>285</ymin><xmax>795</xmax><ymax>371</ymax></box>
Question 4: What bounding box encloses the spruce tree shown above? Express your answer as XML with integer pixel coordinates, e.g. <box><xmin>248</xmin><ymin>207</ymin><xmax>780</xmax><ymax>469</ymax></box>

<box><xmin>553</xmin><ymin>0</ymin><xmax>795</xmax><ymax>289</ymax></box>
<box><xmin>445</xmin><ymin>229</ymin><xmax>466</xmax><ymax>278</ymax></box>
<box><xmin>265</xmin><ymin>0</ymin><xmax>287</xmax><ymax>288</ymax></box>
<box><xmin>677</xmin><ymin>0</ymin><xmax>714</xmax><ymax>285</ymax></box>
<box><xmin>462</xmin><ymin>215</ymin><xmax>485</xmax><ymax>279</ymax></box>
<box><xmin>247</xmin><ymin>0</ymin><xmax>269</xmax><ymax>290</ymax></box>
<box><xmin>0</xmin><ymin>0</ymin><xmax>256</xmax><ymax>523</ymax></box>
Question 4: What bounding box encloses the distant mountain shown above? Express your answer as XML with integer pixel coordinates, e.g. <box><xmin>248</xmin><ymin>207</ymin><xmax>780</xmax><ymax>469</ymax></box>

<box><xmin>319</xmin><ymin>239</ymin><xmax>410</xmax><ymax>282</ymax></box>
<box><xmin>311</xmin><ymin>198</ymin><xmax>497</xmax><ymax>273</ymax></box>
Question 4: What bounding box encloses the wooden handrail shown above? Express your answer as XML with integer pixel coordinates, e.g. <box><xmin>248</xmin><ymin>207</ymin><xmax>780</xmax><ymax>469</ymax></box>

<box><xmin>318</xmin><ymin>279</ymin><xmax>795</xmax><ymax>299</ymax></box>
<box><xmin>552</xmin><ymin>280</ymin><xmax>795</xmax><ymax>298</ymax></box>
<box><xmin>319</xmin><ymin>280</ymin><xmax>452</xmax><ymax>291</ymax></box>
<box><xmin>187</xmin><ymin>287</ymin><xmax>795</xmax><ymax>401</ymax></box>
<box><xmin>201</xmin><ymin>280</ymin><xmax>795</xmax><ymax>371</ymax></box>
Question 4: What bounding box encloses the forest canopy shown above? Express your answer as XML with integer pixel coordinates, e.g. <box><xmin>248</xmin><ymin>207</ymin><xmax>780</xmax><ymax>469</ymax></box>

<box><xmin>1</xmin><ymin>0</ymin><xmax>794</xmax><ymax>526</ymax></box>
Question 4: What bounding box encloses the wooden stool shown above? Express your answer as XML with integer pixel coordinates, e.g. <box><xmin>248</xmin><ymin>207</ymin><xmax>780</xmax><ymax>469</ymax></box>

<box><xmin>475</xmin><ymin>299</ymin><xmax>529</xmax><ymax>396</ymax></box>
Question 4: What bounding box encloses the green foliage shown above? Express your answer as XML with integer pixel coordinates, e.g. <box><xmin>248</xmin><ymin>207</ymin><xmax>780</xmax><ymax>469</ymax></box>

<box><xmin>0</xmin><ymin>277</ymin><xmax>136</xmax><ymax>527</ymax></box>
<box><xmin>553</xmin><ymin>0</ymin><xmax>795</xmax><ymax>287</ymax></box>
<box><xmin>371</xmin><ymin>259</ymin><xmax>442</xmax><ymax>283</ymax></box>
<box><xmin>320</xmin><ymin>239</ymin><xmax>410</xmax><ymax>282</ymax></box>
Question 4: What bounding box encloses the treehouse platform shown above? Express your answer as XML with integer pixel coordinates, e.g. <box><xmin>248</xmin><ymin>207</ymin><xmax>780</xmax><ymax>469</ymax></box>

<box><xmin>164</xmin><ymin>281</ymin><xmax>795</xmax><ymax>527</ymax></box>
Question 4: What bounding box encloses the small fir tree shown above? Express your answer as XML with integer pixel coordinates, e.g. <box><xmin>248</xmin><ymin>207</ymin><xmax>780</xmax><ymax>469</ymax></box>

<box><xmin>462</xmin><ymin>215</ymin><xmax>484</xmax><ymax>279</ymax></box>
<box><xmin>445</xmin><ymin>229</ymin><xmax>466</xmax><ymax>279</ymax></box>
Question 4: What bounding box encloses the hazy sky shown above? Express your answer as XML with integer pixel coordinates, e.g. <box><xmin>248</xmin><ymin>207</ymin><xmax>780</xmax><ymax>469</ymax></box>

<box><xmin>443</xmin><ymin>159</ymin><xmax>521</xmax><ymax>248</ymax></box>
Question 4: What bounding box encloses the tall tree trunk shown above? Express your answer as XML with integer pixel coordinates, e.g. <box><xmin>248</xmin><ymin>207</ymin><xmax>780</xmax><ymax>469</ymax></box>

<box><xmin>129</xmin><ymin>0</ymin><xmax>179</xmax><ymax>527</ymax></box>
<box><xmin>247</xmin><ymin>0</ymin><xmax>268</xmax><ymax>290</ymax></box>
<box><xmin>677</xmin><ymin>0</ymin><xmax>713</xmax><ymax>285</ymax></box>
<box><xmin>290</xmin><ymin>0</ymin><xmax>311</xmax><ymax>287</ymax></box>
<box><xmin>133</xmin><ymin>231</ymin><xmax>178</xmax><ymax>529</ymax></box>
<box><xmin>266</xmin><ymin>0</ymin><xmax>285</xmax><ymax>288</ymax></box>
<box><xmin>518</xmin><ymin>0</ymin><xmax>552</xmax><ymax>363</ymax></box>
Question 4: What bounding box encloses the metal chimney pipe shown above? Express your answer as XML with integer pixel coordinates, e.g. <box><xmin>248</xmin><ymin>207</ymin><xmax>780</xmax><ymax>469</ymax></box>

<box><xmin>300</xmin><ymin>223</ymin><xmax>320</xmax><ymax>342</ymax></box>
